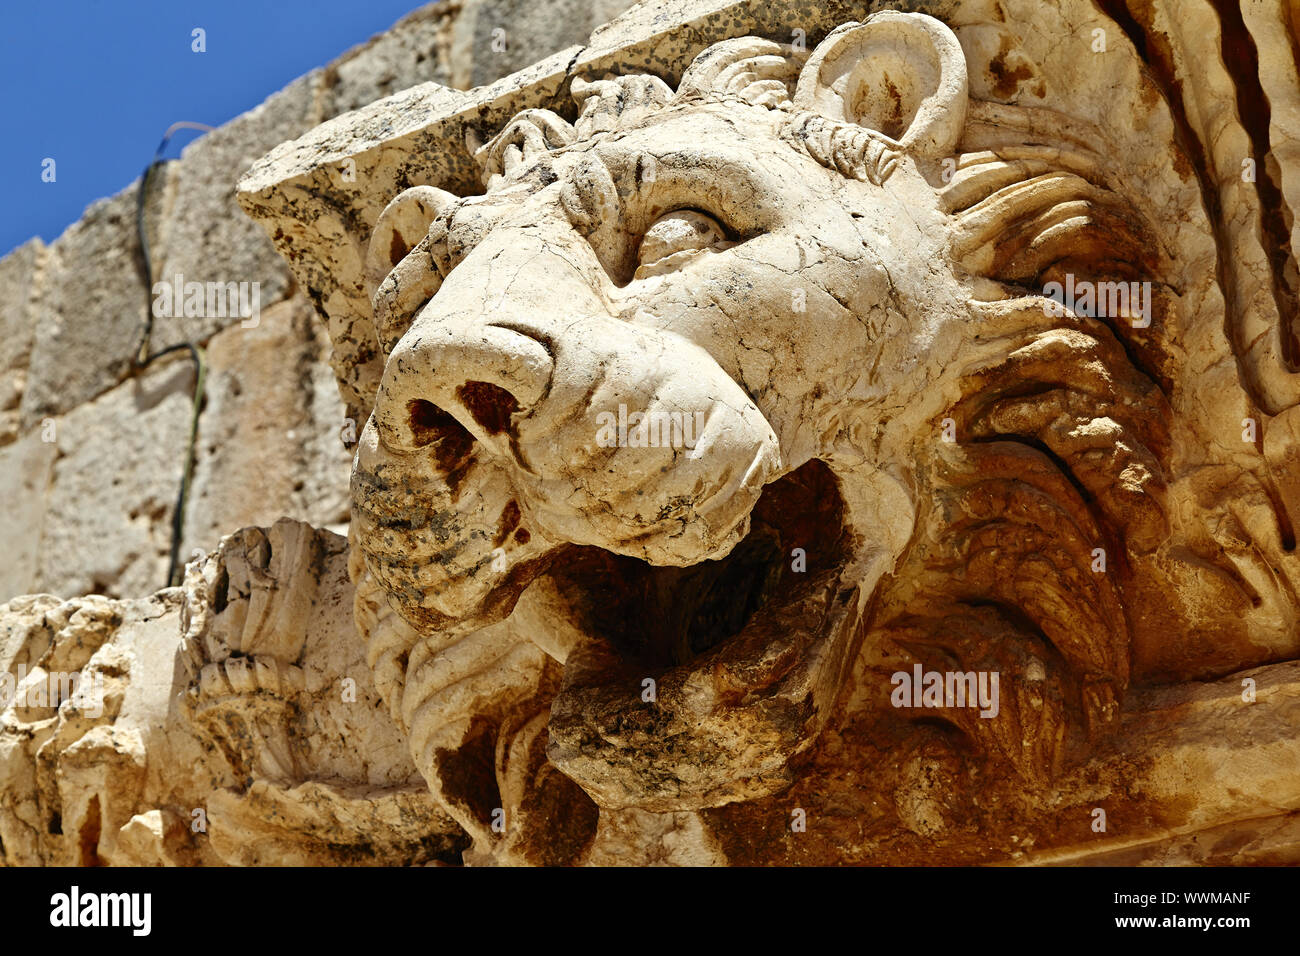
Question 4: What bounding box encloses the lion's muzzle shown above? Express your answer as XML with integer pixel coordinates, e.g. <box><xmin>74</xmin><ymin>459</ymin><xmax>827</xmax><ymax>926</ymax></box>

<box><xmin>359</xmin><ymin>224</ymin><xmax>782</xmax><ymax>627</ymax></box>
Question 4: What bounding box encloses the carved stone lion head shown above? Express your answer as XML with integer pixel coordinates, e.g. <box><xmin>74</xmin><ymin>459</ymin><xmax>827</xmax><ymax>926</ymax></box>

<box><xmin>331</xmin><ymin>10</ymin><xmax>1300</xmax><ymax>864</ymax></box>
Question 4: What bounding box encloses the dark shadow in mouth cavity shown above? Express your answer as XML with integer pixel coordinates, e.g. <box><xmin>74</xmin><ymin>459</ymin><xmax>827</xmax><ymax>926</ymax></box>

<box><xmin>547</xmin><ymin>459</ymin><xmax>849</xmax><ymax>669</ymax></box>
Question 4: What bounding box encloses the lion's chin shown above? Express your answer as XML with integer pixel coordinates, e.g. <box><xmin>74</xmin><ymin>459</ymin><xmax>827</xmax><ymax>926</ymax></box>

<box><xmin>533</xmin><ymin>458</ymin><xmax>867</xmax><ymax>812</ymax></box>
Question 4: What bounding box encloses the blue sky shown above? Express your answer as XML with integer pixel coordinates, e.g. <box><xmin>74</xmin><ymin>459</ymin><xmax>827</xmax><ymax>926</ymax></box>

<box><xmin>1</xmin><ymin>0</ymin><xmax>431</xmax><ymax>259</ymax></box>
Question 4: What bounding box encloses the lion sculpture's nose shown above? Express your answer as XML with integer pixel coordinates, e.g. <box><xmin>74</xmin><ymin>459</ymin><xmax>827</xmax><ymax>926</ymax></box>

<box><xmin>374</xmin><ymin>320</ymin><xmax>554</xmax><ymax>459</ymax></box>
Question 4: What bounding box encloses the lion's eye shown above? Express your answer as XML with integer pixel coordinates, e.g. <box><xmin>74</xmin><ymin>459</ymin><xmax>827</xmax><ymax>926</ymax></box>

<box><xmin>634</xmin><ymin>210</ymin><xmax>728</xmax><ymax>275</ymax></box>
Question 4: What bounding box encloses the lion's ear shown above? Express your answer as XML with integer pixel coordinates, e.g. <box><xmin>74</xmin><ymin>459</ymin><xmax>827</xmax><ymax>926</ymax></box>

<box><xmin>364</xmin><ymin>185</ymin><xmax>457</xmax><ymax>294</ymax></box>
<box><xmin>366</xmin><ymin>185</ymin><xmax>459</xmax><ymax>352</ymax></box>
<box><xmin>793</xmin><ymin>11</ymin><xmax>967</xmax><ymax>158</ymax></box>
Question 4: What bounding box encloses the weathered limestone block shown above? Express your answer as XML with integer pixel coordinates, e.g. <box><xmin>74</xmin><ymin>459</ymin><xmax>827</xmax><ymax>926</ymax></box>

<box><xmin>0</xmin><ymin>592</ymin><xmax>132</xmax><ymax>865</ymax></box>
<box><xmin>0</xmin><ymin>431</ymin><xmax>57</xmax><ymax>599</ymax></box>
<box><xmin>301</xmin><ymin>358</ymin><xmax>355</xmax><ymax>529</ymax></box>
<box><xmin>18</xmin><ymin>188</ymin><xmax>151</xmax><ymax>425</ymax></box>
<box><xmin>451</xmin><ymin>0</ymin><xmax>639</xmax><ymax>87</ymax></box>
<box><xmin>182</xmin><ymin>297</ymin><xmax>351</xmax><ymax>561</ymax></box>
<box><xmin>323</xmin><ymin>3</ymin><xmax>461</xmax><ymax>117</ymax></box>
<box><xmin>154</xmin><ymin>74</ymin><xmax>323</xmax><ymax>352</ymax></box>
<box><xmin>0</xmin><ymin>238</ymin><xmax>47</xmax><ymax>446</ymax></box>
<box><xmin>23</xmin><ymin>161</ymin><xmax>179</xmax><ymax>427</ymax></box>
<box><xmin>33</xmin><ymin>357</ymin><xmax>195</xmax><ymax>600</ymax></box>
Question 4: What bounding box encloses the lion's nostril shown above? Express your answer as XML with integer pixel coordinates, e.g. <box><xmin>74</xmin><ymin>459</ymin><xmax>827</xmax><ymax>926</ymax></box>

<box><xmin>408</xmin><ymin>399</ymin><xmax>472</xmax><ymax>447</ymax></box>
<box><xmin>456</xmin><ymin>381</ymin><xmax>521</xmax><ymax>435</ymax></box>
<box><xmin>406</xmin><ymin>399</ymin><xmax>477</xmax><ymax>473</ymax></box>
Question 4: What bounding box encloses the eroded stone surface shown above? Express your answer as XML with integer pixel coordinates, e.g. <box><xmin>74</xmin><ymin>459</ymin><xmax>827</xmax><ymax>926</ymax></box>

<box><xmin>0</xmin><ymin>431</ymin><xmax>56</xmax><ymax>599</ymax></box>
<box><xmin>19</xmin><ymin>190</ymin><xmax>151</xmax><ymax>426</ymax></box>
<box><xmin>153</xmin><ymin>75</ymin><xmax>322</xmax><ymax>352</ymax></box>
<box><xmin>182</xmin><ymin>297</ymin><xmax>352</xmax><ymax>561</ymax></box>
<box><xmin>0</xmin><ymin>520</ymin><xmax>464</xmax><ymax>866</ymax></box>
<box><xmin>4</xmin><ymin>0</ymin><xmax>1300</xmax><ymax>866</ymax></box>
<box><xmin>34</xmin><ymin>358</ymin><xmax>196</xmax><ymax>600</ymax></box>
<box><xmin>0</xmin><ymin>239</ymin><xmax>46</xmax><ymax>447</ymax></box>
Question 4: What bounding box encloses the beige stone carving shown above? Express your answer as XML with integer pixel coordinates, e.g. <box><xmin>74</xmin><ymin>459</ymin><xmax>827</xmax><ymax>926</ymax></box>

<box><xmin>0</xmin><ymin>520</ymin><xmax>467</xmax><ymax>865</ymax></box>
<box><xmin>5</xmin><ymin>0</ymin><xmax>1300</xmax><ymax>866</ymax></box>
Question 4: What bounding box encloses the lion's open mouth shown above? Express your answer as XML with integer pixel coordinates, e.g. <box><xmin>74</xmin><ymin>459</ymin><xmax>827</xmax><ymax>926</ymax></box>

<box><xmin>540</xmin><ymin>458</ymin><xmax>850</xmax><ymax>673</ymax></box>
<box><xmin>536</xmin><ymin>459</ymin><xmax>866</xmax><ymax>811</ymax></box>
<box><xmin>356</xmin><ymin>413</ymin><xmax>867</xmax><ymax>810</ymax></box>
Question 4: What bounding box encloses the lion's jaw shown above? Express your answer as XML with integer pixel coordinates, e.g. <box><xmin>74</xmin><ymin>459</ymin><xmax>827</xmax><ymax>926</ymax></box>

<box><xmin>352</xmin><ymin>102</ymin><xmax>962</xmax><ymax>812</ymax></box>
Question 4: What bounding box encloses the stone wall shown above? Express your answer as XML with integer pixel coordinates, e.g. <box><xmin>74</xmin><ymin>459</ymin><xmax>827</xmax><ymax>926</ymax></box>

<box><xmin>0</xmin><ymin>0</ymin><xmax>636</xmax><ymax>602</ymax></box>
